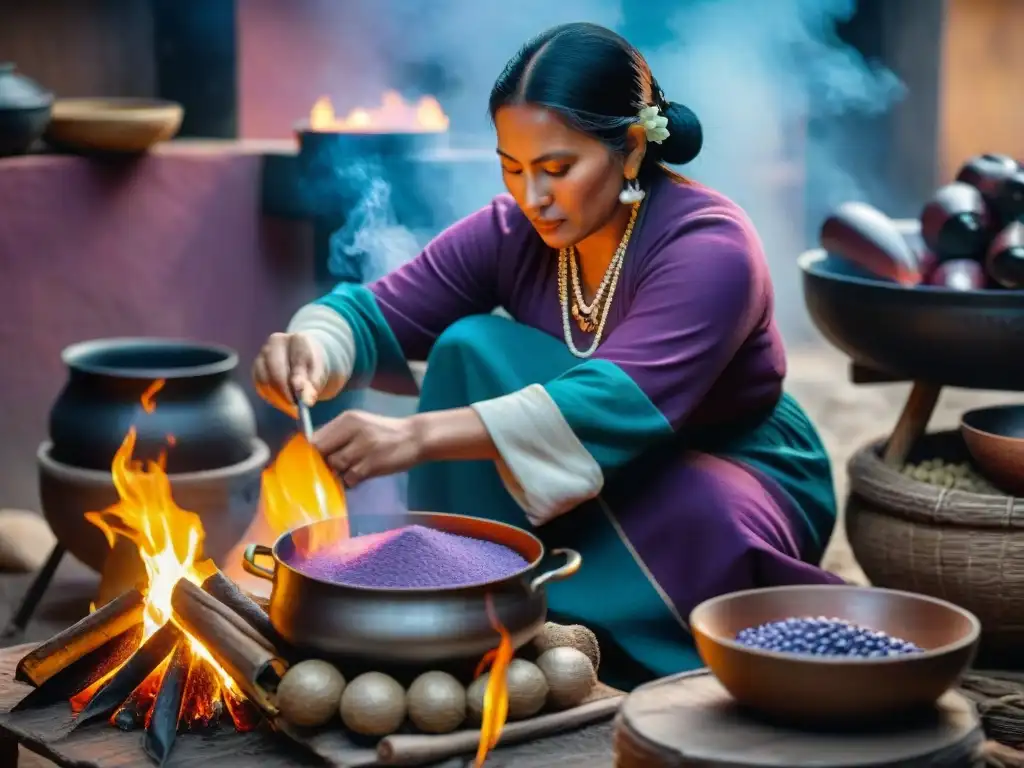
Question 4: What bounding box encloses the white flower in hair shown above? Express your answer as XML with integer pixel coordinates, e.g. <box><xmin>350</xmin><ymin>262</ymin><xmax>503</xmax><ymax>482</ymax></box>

<box><xmin>637</xmin><ymin>105</ymin><xmax>670</xmax><ymax>144</ymax></box>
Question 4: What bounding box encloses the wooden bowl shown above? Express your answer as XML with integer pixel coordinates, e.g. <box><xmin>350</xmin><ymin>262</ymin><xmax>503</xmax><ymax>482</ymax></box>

<box><xmin>44</xmin><ymin>98</ymin><xmax>183</xmax><ymax>154</ymax></box>
<box><xmin>961</xmin><ymin>405</ymin><xmax>1024</xmax><ymax>496</ymax></box>
<box><xmin>689</xmin><ymin>585</ymin><xmax>979</xmax><ymax>725</ymax></box>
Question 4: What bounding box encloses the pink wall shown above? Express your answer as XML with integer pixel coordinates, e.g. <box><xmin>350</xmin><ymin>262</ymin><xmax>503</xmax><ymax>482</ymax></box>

<box><xmin>236</xmin><ymin>0</ymin><xmax>398</xmax><ymax>140</ymax></box>
<box><xmin>0</xmin><ymin>143</ymin><xmax>315</xmax><ymax>512</ymax></box>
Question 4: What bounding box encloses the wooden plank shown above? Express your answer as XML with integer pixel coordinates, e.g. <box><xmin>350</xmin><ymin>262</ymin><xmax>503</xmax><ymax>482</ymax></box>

<box><xmin>878</xmin><ymin>0</ymin><xmax>946</xmax><ymax>208</ymax></box>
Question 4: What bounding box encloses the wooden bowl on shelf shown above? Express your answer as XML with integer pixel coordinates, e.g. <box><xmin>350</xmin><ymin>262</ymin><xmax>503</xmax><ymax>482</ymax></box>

<box><xmin>44</xmin><ymin>98</ymin><xmax>183</xmax><ymax>154</ymax></box>
<box><xmin>689</xmin><ymin>585</ymin><xmax>980</xmax><ymax>726</ymax></box>
<box><xmin>961</xmin><ymin>404</ymin><xmax>1024</xmax><ymax>496</ymax></box>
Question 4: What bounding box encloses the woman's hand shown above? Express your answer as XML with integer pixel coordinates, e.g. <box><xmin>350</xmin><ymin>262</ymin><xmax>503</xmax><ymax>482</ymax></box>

<box><xmin>252</xmin><ymin>332</ymin><xmax>325</xmax><ymax>417</ymax></box>
<box><xmin>313</xmin><ymin>410</ymin><xmax>424</xmax><ymax>488</ymax></box>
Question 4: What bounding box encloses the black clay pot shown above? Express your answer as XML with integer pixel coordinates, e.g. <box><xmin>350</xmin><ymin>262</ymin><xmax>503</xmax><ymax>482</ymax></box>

<box><xmin>49</xmin><ymin>338</ymin><xmax>258</xmax><ymax>474</ymax></box>
<box><xmin>0</xmin><ymin>62</ymin><xmax>53</xmax><ymax>157</ymax></box>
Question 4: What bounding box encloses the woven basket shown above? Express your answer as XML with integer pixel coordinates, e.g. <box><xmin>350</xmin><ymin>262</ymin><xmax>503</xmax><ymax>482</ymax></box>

<box><xmin>847</xmin><ymin>430</ymin><xmax>1024</xmax><ymax>654</ymax></box>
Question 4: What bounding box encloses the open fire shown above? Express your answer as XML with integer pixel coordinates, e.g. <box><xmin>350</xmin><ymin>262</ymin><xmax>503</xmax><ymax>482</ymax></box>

<box><xmin>13</xmin><ymin>379</ymin><xmax>513</xmax><ymax>765</ymax></box>
<box><xmin>309</xmin><ymin>90</ymin><xmax>449</xmax><ymax>133</ymax></box>
<box><xmin>79</xmin><ymin>381</ymin><xmax>252</xmax><ymax>731</ymax></box>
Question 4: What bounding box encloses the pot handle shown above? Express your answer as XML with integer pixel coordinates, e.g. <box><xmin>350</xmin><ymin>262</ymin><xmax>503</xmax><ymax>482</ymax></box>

<box><xmin>242</xmin><ymin>544</ymin><xmax>275</xmax><ymax>581</ymax></box>
<box><xmin>529</xmin><ymin>548</ymin><xmax>582</xmax><ymax>593</ymax></box>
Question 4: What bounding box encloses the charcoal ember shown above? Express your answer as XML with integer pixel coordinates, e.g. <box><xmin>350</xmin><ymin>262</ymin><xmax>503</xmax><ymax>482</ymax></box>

<box><xmin>144</xmin><ymin>641</ymin><xmax>192</xmax><ymax>765</ymax></box>
<box><xmin>113</xmin><ymin>704</ymin><xmax>142</xmax><ymax>731</ymax></box>
<box><xmin>73</xmin><ymin>621</ymin><xmax>180</xmax><ymax>730</ymax></box>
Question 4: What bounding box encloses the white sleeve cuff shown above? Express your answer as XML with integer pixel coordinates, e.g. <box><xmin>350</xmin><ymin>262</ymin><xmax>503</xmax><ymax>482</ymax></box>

<box><xmin>471</xmin><ymin>384</ymin><xmax>604</xmax><ymax>526</ymax></box>
<box><xmin>286</xmin><ymin>304</ymin><xmax>356</xmax><ymax>401</ymax></box>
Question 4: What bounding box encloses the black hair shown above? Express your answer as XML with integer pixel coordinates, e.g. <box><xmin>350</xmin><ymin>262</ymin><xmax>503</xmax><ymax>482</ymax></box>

<box><xmin>488</xmin><ymin>22</ymin><xmax>703</xmax><ymax>181</ymax></box>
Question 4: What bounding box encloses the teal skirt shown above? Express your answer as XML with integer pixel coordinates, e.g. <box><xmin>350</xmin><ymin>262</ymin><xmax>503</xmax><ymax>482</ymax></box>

<box><xmin>406</xmin><ymin>314</ymin><xmax>839</xmax><ymax>690</ymax></box>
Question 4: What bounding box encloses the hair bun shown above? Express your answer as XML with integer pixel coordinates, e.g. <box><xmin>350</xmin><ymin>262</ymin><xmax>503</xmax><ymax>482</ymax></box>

<box><xmin>657</xmin><ymin>101</ymin><xmax>703</xmax><ymax>165</ymax></box>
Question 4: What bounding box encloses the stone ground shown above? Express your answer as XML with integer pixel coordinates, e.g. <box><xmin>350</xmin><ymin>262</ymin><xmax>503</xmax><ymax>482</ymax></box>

<box><xmin>1</xmin><ymin>342</ymin><xmax>1020</xmax><ymax>766</ymax></box>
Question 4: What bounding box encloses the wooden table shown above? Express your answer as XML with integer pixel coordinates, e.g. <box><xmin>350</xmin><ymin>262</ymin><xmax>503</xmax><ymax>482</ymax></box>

<box><xmin>614</xmin><ymin>671</ymin><xmax>983</xmax><ymax>767</ymax></box>
<box><xmin>0</xmin><ymin>561</ymin><xmax>614</xmax><ymax>767</ymax></box>
<box><xmin>0</xmin><ymin>641</ymin><xmax>616</xmax><ymax>767</ymax></box>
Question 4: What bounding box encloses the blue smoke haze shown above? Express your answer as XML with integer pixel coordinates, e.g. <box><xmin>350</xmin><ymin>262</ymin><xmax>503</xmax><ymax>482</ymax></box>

<box><xmin>318</xmin><ymin>0</ymin><xmax>904</xmax><ymax>341</ymax></box>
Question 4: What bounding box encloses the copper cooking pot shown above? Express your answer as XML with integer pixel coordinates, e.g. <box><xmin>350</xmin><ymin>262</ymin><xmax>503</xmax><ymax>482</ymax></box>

<box><xmin>242</xmin><ymin>512</ymin><xmax>581</xmax><ymax>665</ymax></box>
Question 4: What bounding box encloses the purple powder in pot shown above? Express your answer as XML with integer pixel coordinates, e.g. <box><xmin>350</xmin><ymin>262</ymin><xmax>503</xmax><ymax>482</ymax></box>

<box><xmin>294</xmin><ymin>525</ymin><xmax>531</xmax><ymax>588</ymax></box>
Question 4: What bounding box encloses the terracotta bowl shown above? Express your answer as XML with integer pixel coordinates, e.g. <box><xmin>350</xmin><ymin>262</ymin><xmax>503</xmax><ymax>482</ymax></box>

<box><xmin>689</xmin><ymin>585</ymin><xmax>979</xmax><ymax>725</ymax></box>
<box><xmin>961</xmin><ymin>405</ymin><xmax>1024</xmax><ymax>496</ymax></box>
<box><xmin>44</xmin><ymin>98</ymin><xmax>183</xmax><ymax>154</ymax></box>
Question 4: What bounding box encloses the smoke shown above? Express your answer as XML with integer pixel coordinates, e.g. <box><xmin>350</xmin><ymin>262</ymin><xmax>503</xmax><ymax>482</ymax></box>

<box><xmin>303</xmin><ymin>0</ymin><xmax>904</xmax><ymax>513</ymax></box>
<box><xmin>644</xmin><ymin>0</ymin><xmax>905</xmax><ymax>339</ymax></box>
<box><xmin>319</xmin><ymin>0</ymin><xmax>903</xmax><ymax>340</ymax></box>
<box><xmin>317</xmin><ymin>0</ymin><xmax>624</xmax><ymax>283</ymax></box>
<box><xmin>325</xmin><ymin>160</ymin><xmax>421</xmax><ymax>282</ymax></box>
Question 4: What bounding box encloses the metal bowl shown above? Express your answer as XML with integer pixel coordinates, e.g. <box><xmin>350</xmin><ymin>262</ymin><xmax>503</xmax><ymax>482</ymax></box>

<box><xmin>961</xmin><ymin>404</ymin><xmax>1024</xmax><ymax>496</ymax></box>
<box><xmin>800</xmin><ymin>247</ymin><xmax>1024</xmax><ymax>390</ymax></box>
<box><xmin>242</xmin><ymin>512</ymin><xmax>581</xmax><ymax>667</ymax></box>
<box><xmin>690</xmin><ymin>585</ymin><xmax>980</xmax><ymax>725</ymax></box>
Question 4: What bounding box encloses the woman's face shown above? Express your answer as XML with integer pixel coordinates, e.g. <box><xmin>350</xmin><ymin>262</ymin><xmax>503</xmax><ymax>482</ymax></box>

<box><xmin>494</xmin><ymin>104</ymin><xmax>625</xmax><ymax>249</ymax></box>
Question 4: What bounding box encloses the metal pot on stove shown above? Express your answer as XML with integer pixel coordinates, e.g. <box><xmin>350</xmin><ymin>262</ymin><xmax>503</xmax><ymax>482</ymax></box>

<box><xmin>242</xmin><ymin>512</ymin><xmax>580</xmax><ymax>665</ymax></box>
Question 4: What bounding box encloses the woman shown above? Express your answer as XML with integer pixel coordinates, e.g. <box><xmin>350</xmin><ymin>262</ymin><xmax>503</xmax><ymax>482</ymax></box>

<box><xmin>253</xmin><ymin>22</ymin><xmax>841</xmax><ymax>690</ymax></box>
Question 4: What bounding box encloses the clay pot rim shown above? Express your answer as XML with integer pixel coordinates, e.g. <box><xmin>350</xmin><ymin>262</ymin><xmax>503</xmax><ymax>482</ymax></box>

<box><xmin>61</xmin><ymin>337</ymin><xmax>239</xmax><ymax>379</ymax></box>
<box><xmin>689</xmin><ymin>584</ymin><xmax>982</xmax><ymax>665</ymax></box>
<box><xmin>37</xmin><ymin>438</ymin><xmax>270</xmax><ymax>485</ymax></box>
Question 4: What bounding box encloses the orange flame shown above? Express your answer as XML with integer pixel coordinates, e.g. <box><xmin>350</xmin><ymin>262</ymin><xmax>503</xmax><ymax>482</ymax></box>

<box><xmin>309</xmin><ymin>90</ymin><xmax>449</xmax><ymax>134</ymax></box>
<box><xmin>82</xmin><ymin>382</ymin><xmax>250</xmax><ymax>727</ymax></box>
<box><xmin>260</xmin><ymin>433</ymin><xmax>348</xmax><ymax>554</ymax></box>
<box><xmin>474</xmin><ymin>596</ymin><xmax>513</xmax><ymax>766</ymax></box>
<box><xmin>139</xmin><ymin>379</ymin><xmax>164</xmax><ymax>414</ymax></box>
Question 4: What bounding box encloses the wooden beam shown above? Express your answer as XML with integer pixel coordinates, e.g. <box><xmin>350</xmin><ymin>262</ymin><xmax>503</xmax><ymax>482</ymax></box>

<box><xmin>879</xmin><ymin>0</ymin><xmax>947</xmax><ymax>211</ymax></box>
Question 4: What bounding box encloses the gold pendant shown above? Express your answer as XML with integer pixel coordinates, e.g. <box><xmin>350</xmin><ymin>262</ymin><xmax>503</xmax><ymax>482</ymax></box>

<box><xmin>571</xmin><ymin>303</ymin><xmax>596</xmax><ymax>333</ymax></box>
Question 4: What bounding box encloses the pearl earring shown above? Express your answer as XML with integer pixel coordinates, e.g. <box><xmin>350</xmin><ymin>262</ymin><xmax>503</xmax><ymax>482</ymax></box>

<box><xmin>619</xmin><ymin>177</ymin><xmax>645</xmax><ymax>204</ymax></box>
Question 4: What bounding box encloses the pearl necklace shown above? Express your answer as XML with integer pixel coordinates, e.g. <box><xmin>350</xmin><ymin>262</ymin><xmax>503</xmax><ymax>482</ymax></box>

<box><xmin>558</xmin><ymin>201</ymin><xmax>640</xmax><ymax>358</ymax></box>
<box><xmin>569</xmin><ymin>249</ymin><xmax>611</xmax><ymax>315</ymax></box>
